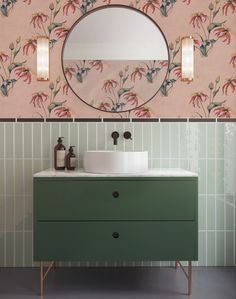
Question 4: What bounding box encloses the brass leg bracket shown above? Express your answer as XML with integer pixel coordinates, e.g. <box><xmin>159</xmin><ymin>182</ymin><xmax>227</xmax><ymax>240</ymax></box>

<box><xmin>40</xmin><ymin>261</ymin><xmax>56</xmax><ymax>297</ymax></box>
<box><xmin>175</xmin><ymin>261</ymin><xmax>192</xmax><ymax>296</ymax></box>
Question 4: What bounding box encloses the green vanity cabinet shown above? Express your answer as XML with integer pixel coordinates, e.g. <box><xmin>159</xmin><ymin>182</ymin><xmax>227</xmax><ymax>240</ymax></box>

<box><xmin>33</xmin><ymin>169</ymin><xmax>198</xmax><ymax>296</ymax></box>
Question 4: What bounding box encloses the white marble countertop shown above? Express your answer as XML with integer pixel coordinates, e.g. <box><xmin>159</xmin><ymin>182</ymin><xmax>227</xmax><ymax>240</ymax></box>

<box><xmin>34</xmin><ymin>168</ymin><xmax>198</xmax><ymax>178</ymax></box>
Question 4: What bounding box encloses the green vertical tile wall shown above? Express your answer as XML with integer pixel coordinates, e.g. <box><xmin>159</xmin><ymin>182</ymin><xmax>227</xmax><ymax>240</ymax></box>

<box><xmin>0</xmin><ymin>122</ymin><xmax>235</xmax><ymax>267</ymax></box>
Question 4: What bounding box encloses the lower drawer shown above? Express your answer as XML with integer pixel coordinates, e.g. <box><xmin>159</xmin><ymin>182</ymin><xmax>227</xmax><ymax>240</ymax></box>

<box><xmin>34</xmin><ymin>221</ymin><xmax>198</xmax><ymax>261</ymax></box>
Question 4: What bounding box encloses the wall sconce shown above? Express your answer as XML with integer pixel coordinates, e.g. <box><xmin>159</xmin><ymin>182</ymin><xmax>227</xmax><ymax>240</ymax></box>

<box><xmin>181</xmin><ymin>36</ymin><xmax>194</xmax><ymax>82</ymax></box>
<box><xmin>37</xmin><ymin>36</ymin><xmax>49</xmax><ymax>81</ymax></box>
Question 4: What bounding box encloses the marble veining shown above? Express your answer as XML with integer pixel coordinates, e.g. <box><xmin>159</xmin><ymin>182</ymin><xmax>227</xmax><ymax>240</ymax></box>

<box><xmin>34</xmin><ymin>168</ymin><xmax>198</xmax><ymax>178</ymax></box>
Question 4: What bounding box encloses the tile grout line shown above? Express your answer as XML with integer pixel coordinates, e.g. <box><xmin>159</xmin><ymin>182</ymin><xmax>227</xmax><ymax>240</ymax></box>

<box><xmin>224</xmin><ymin>125</ymin><xmax>226</xmax><ymax>266</ymax></box>
<box><xmin>132</xmin><ymin>122</ymin><xmax>134</xmax><ymax>152</ymax></box>
<box><xmin>141</xmin><ymin>123</ymin><xmax>144</xmax><ymax>152</ymax></box>
<box><xmin>234</xmin><ymin>152</ymin><xmax>236</xmax><ymax>265</ymax></box>
<box><xmin>22</xmin><ymin>123</ymin><xmax>25</xmax><ymax>267</ymax></box>
<box><xmin>150</xmin><ymin>123</ymin><xmax>153</xmax><ymax>172</ymax></box>
<box><xmin>168</xmin><ymin>123</ymin><xmax>171</xmax><ymax>169</ymax></box>
<box><xmin>233</xmin><ymin>124</ymin><xmax>235</xmax><ymax>266</ymax></box>
<box><xmin>3</xmin><ymin>123</ymin><xmax>6</xmax><ymax>267</ymax></box>
<box><xmin>31</xmin><ymin>123</ymin><xmax>34</xmax><ymax>267</ymax></box>
<box><xmin>160</xmin><ymin>123</ymin><xmax>162</xmax><ymax>169</ymax></box>
<box><xmin>159</xmin><ymin>123</ymin><xmax>162</xmax><ymax>267</ymax></box>
<box><xmin>13</xmin><ymin>123</ymin><xmax>16</xmax><ymax>267</ymax></box>
<box><xmin>68</xmin><ymin>122</ymin><xmax>70</xmax><ymax>145</ymax></box>
<box><xmin>40</xmin><ymin>123</ymin><xmax>43</xmax><ymax>171</ymax></box>
<box><xmin>86</xmin><ymin>123</ymin><xmax>89</xmax><ymax>268</ymax></box>
<box><xmin>178</xmin><ymin>122</ymin><xmax>181</xmax><ymax>168</ymax></box>
<box><xmin>132</xmin><ymin>122</ymin><xmax>134</xmax><ymax>268</ymax></box>
<box><xmin>141</xmin><ymin>123</ymin><xmax>144</xmax><ymax>268</ymax></box>
<box><xmin>103</xmin><ymin>123</ymin><xmax>107</xmax><ymax>150</ymax></box>
<box><xmin>77</xmin><ymin>122</ymin><xmax>80</xmax><ymax>266</ymax></box>
<box><xmin>214</xmin><ymin>122</ymin><xmax>217</xmax><ymax>266</ymax></box>
<box><xmin>77</xmin><ymin>123</ymin><xmax>80</xmax><ymax>170</ymax></box>
<box><xmin>59</xmin><ymin>123</ymin><xmax>62</xmax><ymax>140</ymax></box>
<box><xmin>49</xmin><ymin>123</ymin><xmax>52</xmax><ymax>169</ymax></box>
<box><xmin>168</xmin><ymin>123</ymin><xmax>171</xmax><ymax>267</ymax></box>
<box><xmin>86</xmin><ymin>123</ymin><xmax>89</xmax><ymax>151</ymax></box>
<box><xmin>121</xmin><ymin>123</ymin><xmax>124</xmax><ymax>152</ymax></box>
<box><xmin>187</xmin><ymin>122</ymin><xmax>190</xmax><ymax>170</ymax></box>
<box><xmin>39</xmin><ymin>123</ymin><xmax>43</xmax><ymax>266</ymax></box>
<box><xmin>195</xmin><ymin>123</ymin><xmax>199</xmax><ymax>267</ymax></box>
<box><xmin>58</xmin><ymin>123</ymin><xmax>61</xmax><ymax>268</ymax></box>
<box><xmin>122</xmin><ymin>122</ymin><xmax>125</xmax><ymax>153</ymax></box>
<box><xmin>205</xmin><ymin>123</ymin><xmax>208</xmax><ymax>266</ymax></box>
<box><xmin>68</xmin><ymin>123</ymin><xmax>71</xmax><ymax>268</ymax></box>
<box><xmin>114</xmin><ymin>123</ymin><xmax>116</xmax><ymax>152</ymax></box>
<box><xmin>95</xmin><ymin>122</ymin><xmax>98</xmax><ymax>151</ymax></box>
<box><xmin>234</xmin><ymin>191</ymin><xmax>236</xmax><ymax>266</ymax></box>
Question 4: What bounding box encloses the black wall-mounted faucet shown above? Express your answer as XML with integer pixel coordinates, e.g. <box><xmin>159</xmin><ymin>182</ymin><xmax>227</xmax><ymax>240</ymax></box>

<box><xmin>111</xmin><ymin>131</ymin><xmax>119</xmax><ymax>145</ymax></box>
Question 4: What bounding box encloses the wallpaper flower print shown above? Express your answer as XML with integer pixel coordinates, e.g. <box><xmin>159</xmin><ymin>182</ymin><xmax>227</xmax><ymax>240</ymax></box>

<box><xmin>30</xmin><ymin>77</ymin><xmax>73</xmax><ymax>118</ymax></box>
<box><xmin>160</xmin><ymin>37</ymin><xmax>181</xmax><ymax>97</ymax></box>
<box><xmin>189</xmin><ymin>77</ymin><xmax>233</xmax><ymax>118</ymax></box>
<box><xmin>0</xmin><ymin>37</ymin><xmax>32</xmax><ymax>97</ymax></box>
<box><xmin>190</xmin><ymin>0</ymin><xmax>233</xmax><ymax>57</ymax></box>
<box><xmin>0</xmin><ymin>0</ymin><xmax>31</xmax><ymax>17</ymax></box>
<box><xmin>131</xmin><ymin>0</ymin><xmax>192</xmax><ymax>17</ymax></box>
<box><xmin>0</xmin><ymin>0</ymin><xmax>235</xmax><ymax>119</ymax></box>
<box><xmin>63</xmin><ymin>60</ymin><xmax>168</xmax><ymax>112</ymax></box>
<box><xmin>27</xmin><ymin>1</ymin><xmax>68</xmax><ymax>50</ymax></box>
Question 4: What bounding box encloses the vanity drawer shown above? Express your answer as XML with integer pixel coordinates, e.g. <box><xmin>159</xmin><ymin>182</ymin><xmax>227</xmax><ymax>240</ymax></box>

<box><xmin>34</xmin><ymin>221</ymin><xmax>197</xmax><ymax>261</ymax></box>
<box><xmin>34</xmin><ymin>179</ymin><xmax>197</xmax><ymax>221</ymax></box>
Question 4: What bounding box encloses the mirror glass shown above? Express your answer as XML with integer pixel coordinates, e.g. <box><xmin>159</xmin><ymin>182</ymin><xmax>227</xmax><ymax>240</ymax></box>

<box><xmin>62</xmin><ymin>6</ymin><xmax>169</xmax><ymax>113</ymax></box>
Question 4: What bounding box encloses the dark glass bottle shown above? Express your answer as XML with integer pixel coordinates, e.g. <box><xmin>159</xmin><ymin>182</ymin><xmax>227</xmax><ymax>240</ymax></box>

<box><xmin>66</xmin><ymin>146</ymin><xmax>76</xmax><ymax>170</ymax></box>
<box><xmin>54</xmin><ymin>137</ymin><xmax>66</xmax><ymax>170</ymax></box>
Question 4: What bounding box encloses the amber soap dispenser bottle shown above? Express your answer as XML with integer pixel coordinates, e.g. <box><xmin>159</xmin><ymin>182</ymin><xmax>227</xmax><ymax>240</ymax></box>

<box><xmin>66</xmin><ymin>146</ymin><xmax>76</xmax><ymax>170</ymax></box>
<box><xmin>54</xmin><ymin>137</ymin><xmax>66</xmax><ymax>170</ymax></box>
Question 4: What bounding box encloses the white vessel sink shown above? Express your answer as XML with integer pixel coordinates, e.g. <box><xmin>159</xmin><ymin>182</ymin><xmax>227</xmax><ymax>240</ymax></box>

<box><xmin>83</xmin><ymin>151</ymin><xmax>148</xmax><ymax>174</ymax></box>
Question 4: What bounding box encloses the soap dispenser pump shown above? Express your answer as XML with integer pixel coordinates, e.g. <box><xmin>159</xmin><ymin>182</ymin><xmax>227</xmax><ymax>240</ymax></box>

<box><xmin>66</xmin><ymin>146</ymin><xmax>76</xmax><ymax>170</ymax></box>
<box><xmin>54</xmin><ymin>137</ymin><xmax>66</xmax><ymax>170</ymax></box>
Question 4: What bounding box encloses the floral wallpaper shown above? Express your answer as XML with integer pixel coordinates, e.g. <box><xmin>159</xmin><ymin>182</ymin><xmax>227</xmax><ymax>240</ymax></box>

<box><xmin>0</xmin><ymin>0</ymin><xmax>235</xmax><ymax>119</ymax></box>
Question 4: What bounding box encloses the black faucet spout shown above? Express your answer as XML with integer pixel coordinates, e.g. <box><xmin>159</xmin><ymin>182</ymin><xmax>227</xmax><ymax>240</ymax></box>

<box><xmin>111</xmin><ymin>131</ymin><xmax>119</xmax><ymax>145</ymax></box>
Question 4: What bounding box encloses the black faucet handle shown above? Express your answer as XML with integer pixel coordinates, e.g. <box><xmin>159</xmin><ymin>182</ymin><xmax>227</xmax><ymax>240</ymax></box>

<box><xmin>123</xmin><ymin>131</ymin><xmax>132</xmax><ymax>140</ymax></box>
<box><xmin>111</xmin><ymin>131</ymin><xmax>119</xmax><ymax>145</ymax></box>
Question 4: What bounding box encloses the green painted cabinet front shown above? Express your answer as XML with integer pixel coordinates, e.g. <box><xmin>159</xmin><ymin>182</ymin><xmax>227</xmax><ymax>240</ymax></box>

<box><xmin>33</xmin><ymin>176</ymin><xmax>198</xmax><ymax>262</ymax></box>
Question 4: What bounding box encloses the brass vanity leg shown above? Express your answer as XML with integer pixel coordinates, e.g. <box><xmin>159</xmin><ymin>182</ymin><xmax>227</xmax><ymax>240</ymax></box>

<box><xmin>175</xmin><ymin>261</ymin><xmax>192</xmax><ymax>296</ymax></box>
<box><xmin>39</xmin><ymin>261</ymin><xmax>55</xmax><ymax>297</ymax></box>
<box><xmin>188</xmin><ymin>261</ymin><xmax>192</xmax><ymax>296</ymax></box>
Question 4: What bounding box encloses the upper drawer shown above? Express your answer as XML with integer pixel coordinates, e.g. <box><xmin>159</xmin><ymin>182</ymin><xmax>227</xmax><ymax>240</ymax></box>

<box><xmin>34</xmin><ymin>179</ymin><xmax>197</xmax><ymax>221</ymax></box>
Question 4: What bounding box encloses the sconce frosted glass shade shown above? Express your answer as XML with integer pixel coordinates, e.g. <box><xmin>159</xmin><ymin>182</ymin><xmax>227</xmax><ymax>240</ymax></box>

<box><xmin>181</xmin><ymin>36</ymin><xmax>194</xmax><ymax>82</ymax></box>
<box><xmin>37</xmin><ymin>37</ymin><xmax>49</xmax><ymax>81</ymax></box>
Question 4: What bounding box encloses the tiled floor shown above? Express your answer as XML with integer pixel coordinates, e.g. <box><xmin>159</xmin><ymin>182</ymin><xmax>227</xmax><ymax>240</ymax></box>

<box><xmin>0</xmin><ymin>267</ymin><xmax>235</xmax><ymax>299</ymax></box>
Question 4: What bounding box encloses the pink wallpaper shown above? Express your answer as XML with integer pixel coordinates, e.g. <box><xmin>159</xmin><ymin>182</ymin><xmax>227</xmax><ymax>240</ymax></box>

<box><xmin>0</xmin><ymin>0</ymin><xmax>235</xmax><ymax>119</ymax></box>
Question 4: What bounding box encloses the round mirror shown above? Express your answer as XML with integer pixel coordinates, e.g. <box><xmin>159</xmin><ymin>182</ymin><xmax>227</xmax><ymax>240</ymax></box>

<box><xmin>62</xmin><ymin>5</ymin><xmax>169</xmax><ymax>113</ymax></box>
